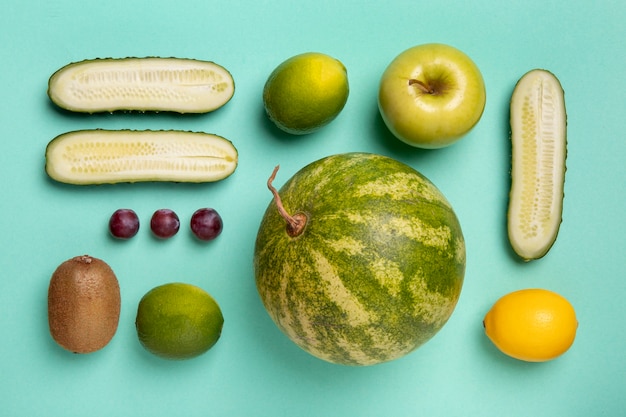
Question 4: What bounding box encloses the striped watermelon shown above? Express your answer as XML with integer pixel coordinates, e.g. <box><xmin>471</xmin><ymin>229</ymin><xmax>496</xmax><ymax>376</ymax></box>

<box><xmin>254</xmin><ymin>153</ymin><xmax>465</xmax><ymax>366</ymax></box>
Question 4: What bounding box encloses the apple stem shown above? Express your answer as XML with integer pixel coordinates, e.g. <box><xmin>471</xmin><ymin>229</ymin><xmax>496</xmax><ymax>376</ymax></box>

<box><xmin>267</xmin><ymin>165</ymin><xmax>308</xmax><ymax>238</ymax></box>
<box><xmin>409</xmin><ymin>79</ymin><xmax>435</xmax><ymax>95</ymax></box>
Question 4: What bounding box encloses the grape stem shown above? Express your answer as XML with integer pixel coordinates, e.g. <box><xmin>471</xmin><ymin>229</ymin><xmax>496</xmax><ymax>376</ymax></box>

<box><xmin>267</xmin><ymin>165</ymin><xmax>307</xmax><ymax>237</ymax></box>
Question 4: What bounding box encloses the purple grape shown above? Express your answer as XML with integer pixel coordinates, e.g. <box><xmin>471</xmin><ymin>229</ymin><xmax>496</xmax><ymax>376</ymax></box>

<box><xmin>109</xmin><ymin>209</ymin><xmax>140</xmax><ymax>239</ymax></box>
<box><xmin>150</xmin><ymin>209</ymin><xmax>180</xmax><ymax>239</ymax></box>
<box><xmin>190</xmin><ymin>208</ymin><xmax>223</xmax><ymax>241</ymax></box>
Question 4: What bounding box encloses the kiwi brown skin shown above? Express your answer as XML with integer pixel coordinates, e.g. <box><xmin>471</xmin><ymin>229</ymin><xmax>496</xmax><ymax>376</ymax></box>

<box><xmin>48</xmin><ymin>255</ymin><xmax>121</xmax><ymax>354</ymax></box>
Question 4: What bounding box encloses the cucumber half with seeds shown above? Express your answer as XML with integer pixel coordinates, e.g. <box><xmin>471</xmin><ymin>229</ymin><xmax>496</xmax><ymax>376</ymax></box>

<box><xmin>48</xmin><ymin>58</ymin><xmax>234</xmax><ymax>113</ymax></box>
<box><xmin>508</xmin><ymin>69</ymin><xmax>567</xmax><ymax>261</ymax></box>
<box><xmin>45</xmin><ymin>130</ymin><xmax>238</xmax><ymax>185</ymax></box>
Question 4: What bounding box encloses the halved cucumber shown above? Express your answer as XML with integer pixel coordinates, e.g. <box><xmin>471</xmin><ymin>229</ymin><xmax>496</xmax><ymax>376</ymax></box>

<box><xmin>48</xmin><ymin>58</ymin><xmax>234</xmax><ymax>113</ymax></box>
<box><xmin>45</xmin><ymin>130</ymin><xmax>238</xmax><ymax>185</ymax></box>
<box><xmin>508</xmin><ymin>69</ymin><xmax>567</xmax><ymax>261</ymax></box>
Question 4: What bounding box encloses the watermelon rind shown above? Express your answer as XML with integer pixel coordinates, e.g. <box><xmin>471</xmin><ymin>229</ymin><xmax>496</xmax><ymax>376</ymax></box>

<box><xmin>254</xmin><ymin>152</ymin><xmax>466</xmax><ymax>366</ymax></box>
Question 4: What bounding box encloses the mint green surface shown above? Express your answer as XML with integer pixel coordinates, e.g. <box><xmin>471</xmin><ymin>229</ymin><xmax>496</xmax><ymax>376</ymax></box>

<box><xmin>1</xmin><ymin>1</ymin><xmax>624</xmax><ymax>416</ymax></box>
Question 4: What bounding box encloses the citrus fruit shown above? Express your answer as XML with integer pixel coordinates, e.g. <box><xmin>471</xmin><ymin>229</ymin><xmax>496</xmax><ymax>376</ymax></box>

<box><xmin>262</xmin><ymin>52</ymin><xmax>349</xmax><ymax>135</ymax></box>
<box><xmin>135</xmin><ymin>283</ymin><xmax>224</xmax><ymax>360</ymax></box>
<box><xmin>483</xmin><ymin>288</ymin><xmax>577</xmax><ymax>362</ymax></box>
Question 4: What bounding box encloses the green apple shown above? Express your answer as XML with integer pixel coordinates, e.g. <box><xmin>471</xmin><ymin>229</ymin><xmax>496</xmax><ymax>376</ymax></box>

<box><xmin>378</xmin><ymin>43</ymin><xmax>486</xmax><ymax>149</ymax></box>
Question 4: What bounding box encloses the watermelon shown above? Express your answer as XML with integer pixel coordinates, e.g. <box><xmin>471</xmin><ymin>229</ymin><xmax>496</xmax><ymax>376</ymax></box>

<box><xmin>254</xmin><ymin>153</ymin><xmax>465</xmax><ymax>366</ymax></box>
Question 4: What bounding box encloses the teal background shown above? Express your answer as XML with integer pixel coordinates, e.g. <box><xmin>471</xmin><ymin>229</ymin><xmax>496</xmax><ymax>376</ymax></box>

<box><xmin>1</xmin><ymin>0</ymin><xmax>625</xmax><ymax>416</ymax></box>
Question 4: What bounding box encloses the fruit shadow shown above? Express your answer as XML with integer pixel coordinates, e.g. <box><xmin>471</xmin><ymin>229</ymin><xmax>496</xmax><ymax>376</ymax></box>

<box><xmin>256</xmin><ymin>105</ymin><xmax>320</xmax><ymax>144</ymax></box>
<box><xmin>240</xmin><ymin>282</ymin><xmax>367</xmax><ymax>380</ymax></box>
<box><xmin>39</xmin><ymin>280</ymin><xmax>72</xmax><ymax>360</ymax></box>
<box><xmin>38</xmin><ymin>278</ymin><xmax>117</xmax><ymax>363</ymax></box>
<box><xmin>41</xmin><ymin>167</ymin><xmax>233</xmax><ymax>198</ymax></box>
<box><xmin>476</xmin><ymin>320</ymin><xmax>557</xmax><ymax>371</ymax></box>
<box><xmin>46</xmin><ymin>100</ymin><xmax>222</xmax><ymax>131</ymax></box>
<box><xmin>497</xmin><ymin>81</ymin><xmax>529</xmax><ymax>264</ymax></box>
<box><xmin>476</xmin><ymin>317</ymin><xmax>515</xmax><ymax>367</ymax></box>
<box><xmin>368</xmin><ymin>104</ymin><xmax>452</xmax><ymax>167</ymax></box>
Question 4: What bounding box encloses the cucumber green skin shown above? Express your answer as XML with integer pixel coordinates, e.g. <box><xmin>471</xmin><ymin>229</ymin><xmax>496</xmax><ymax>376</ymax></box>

<box><xmin>507</xmin><ymin>69</ymin><xmax>567</xmax><ymax>261</ymax></box>
<box><xmin>47</xmin><ymin>57</ymin><xmax>235</xmax><ymax>114</ymax></box>
<box><xmin>254</xmin><ymin>153</ymin><xmax>465</xmax><ymax>366</ymax></box>
<box><xmin>44</xmin><ymin>129</ymin><xmax>238</xmax><ymax>185</ymax></box>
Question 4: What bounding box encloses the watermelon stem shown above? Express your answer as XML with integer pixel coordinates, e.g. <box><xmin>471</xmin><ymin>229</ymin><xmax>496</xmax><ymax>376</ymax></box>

<box><xmin>267</xmin><ymin>165</ymin><xmax>307</xmax><ymax>237</ymax></box>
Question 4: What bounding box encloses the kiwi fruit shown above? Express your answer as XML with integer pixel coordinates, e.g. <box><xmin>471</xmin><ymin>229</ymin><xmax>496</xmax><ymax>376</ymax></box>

<box><xmin>48</xmin><ymin>255</ymin><xmax>121</xmax><ymax>353</ymax></box>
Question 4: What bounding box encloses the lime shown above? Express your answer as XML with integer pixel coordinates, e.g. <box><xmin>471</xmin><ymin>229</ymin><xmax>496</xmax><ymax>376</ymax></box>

<box><xmin>135</xmin><ymin>283</ymin><xmax>224</xmax><ymax>360</ymax></box>
<box><xmin>262</xmin><ymin>52</ymin><xmax>349</xmax><ymax>135</ymax></box>
<box><xmin>483</xmin><ymin>288</ymin><xmax>578</xmax><ymax>362</ymax></box>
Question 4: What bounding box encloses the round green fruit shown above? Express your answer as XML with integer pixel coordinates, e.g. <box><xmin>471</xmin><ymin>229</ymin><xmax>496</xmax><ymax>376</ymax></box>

<box><xmin>378</xmin><ymin>43</ymin><xmax>486</xmax><ymax>149</ymax></box>
<box><xmin>254</xmin><ymin>153</ymin><xmax>465</xmax><ymax>366</ymax></box>
<box><xmin>262</xmin><ymin>52</ymin><xmax>349</xmax><ymax>135</ymax></box>
<box><xmin>135</xmin><ymin>283</ymin><xmax>224</xmax><ymax>360</ymax></box>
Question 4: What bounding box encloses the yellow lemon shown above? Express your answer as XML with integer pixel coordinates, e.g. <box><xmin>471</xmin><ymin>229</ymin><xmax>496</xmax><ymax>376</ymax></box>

<box><xmin>135</xmin><ymin>283</ymin><xmax>224</xmax><ymax>360</ymax></box>
<box><xmin>483</xmin><ymin>288</ymin><xmax>577</xmax><ymax>362</ymax></box>
<box><xmin>262</xmin><ymin>52</ymin><xmax>349</xmax><ymax>135</ymax></box>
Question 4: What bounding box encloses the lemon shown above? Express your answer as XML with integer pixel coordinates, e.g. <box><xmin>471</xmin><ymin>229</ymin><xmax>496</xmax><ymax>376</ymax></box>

<box><xmin>483</xmin><ymin>288</ymin><xmax>578</xmax><ymax>362</ymax></box>
<box><xmin>262</xmin><ymin>52</ymin><xmax>349</xmax><ymax>135</ymax></box>
<box><xmin>135</xmin><ymin>283</ymin><xmax>224</xmax><ymax>360</ymax></box>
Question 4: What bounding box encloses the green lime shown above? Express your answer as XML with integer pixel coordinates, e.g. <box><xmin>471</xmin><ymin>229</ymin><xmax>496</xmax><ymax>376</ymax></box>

<box><xmin>135</xmin><ymin>283</ymin><xmax>224</xmax><ymax>360</ymax></box>
<box><xmin>263</xmin><ymin>52</ymin><xmax>349</xmax><ymax>135</ymax></box>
